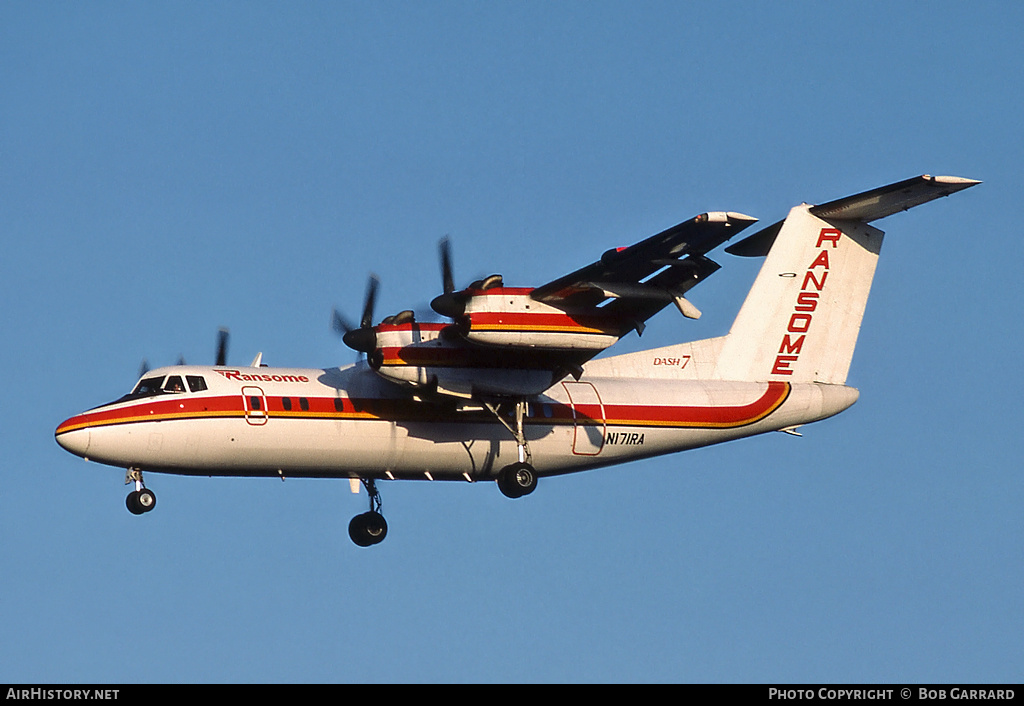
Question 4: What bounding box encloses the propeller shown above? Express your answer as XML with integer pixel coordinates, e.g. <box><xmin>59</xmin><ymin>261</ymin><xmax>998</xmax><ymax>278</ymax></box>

<box><xmin>135</xmin><ymin>326</ymin><xmax>230</xmax><ymax>381</ymax></box>
<box><xmin>431</xmin><ymin>237</ymin><xmax>467</xmax><ymax>318</ymax></box>
<box><xmin>215</xmin><ymin>327</ymin><xmax>229</xmax><ymax>366</ymax></box>
<box><xmin>440</xmin><ymin>235</ymin><xmax>455</xmax><ymax>295</ymax></box>
<box><xmin>334</xmin><ymin>275</ymin><xmax>380</xmax><ymax>354</ymax></box>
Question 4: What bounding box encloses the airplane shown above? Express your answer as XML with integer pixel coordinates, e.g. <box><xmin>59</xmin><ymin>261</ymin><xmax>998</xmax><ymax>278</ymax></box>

<box><xmin>55</xmin><ymin>174</ymin><xmax>979</xmax><ymax>546</ymax></box>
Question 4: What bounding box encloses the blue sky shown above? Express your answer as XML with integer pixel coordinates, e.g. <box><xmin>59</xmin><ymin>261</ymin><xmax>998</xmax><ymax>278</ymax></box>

<box><xmin>2</xmin><ymin>1</ymin><xmax>1021</xmax><ymax>683</ymax></box>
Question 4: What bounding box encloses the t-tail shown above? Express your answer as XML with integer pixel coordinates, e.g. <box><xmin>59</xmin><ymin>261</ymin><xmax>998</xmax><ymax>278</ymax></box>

<box><xmin>712</xmin><ymin>175</ymin><xmax>980</xmax><ymax>384</ymax></box>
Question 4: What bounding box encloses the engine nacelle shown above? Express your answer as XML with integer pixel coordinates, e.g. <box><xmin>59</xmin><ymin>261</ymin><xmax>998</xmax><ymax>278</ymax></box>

<box><xmin>367</xmin><ymin>320</ymin><xmax>568</xmax><ymax>398</ymax></box>
<box><xmin>458</xmin><ymin>287</ymin><xmax>622</xmax><ymax>352</ymax></box>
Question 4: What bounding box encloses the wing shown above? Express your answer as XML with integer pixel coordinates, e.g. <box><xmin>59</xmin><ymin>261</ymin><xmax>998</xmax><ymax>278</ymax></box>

<box><xmin>530</xmin><ymin>211</ymin><xmax>758</xmax><ymax>320</ymax></box>
<box><xmin>354</xmin><ymin>211</ymin><xmax>758</xmax><ymax>401</ymax></box>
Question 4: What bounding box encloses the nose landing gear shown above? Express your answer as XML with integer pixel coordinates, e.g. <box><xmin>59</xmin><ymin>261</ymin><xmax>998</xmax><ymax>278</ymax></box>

<box><xmin>125</xmin><ymin>468</ymin><xmax>157</xmax><ymax>515</ymax></box>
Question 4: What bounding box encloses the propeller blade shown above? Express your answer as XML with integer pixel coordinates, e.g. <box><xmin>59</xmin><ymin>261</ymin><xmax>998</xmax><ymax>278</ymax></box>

<box><xmin>331</xmin><ymin>308</ymin><xmax>354</xmax><ymax>335</ymax></box>
<box><xmin>431</xmin><ymin>237</ymin><xmax>470</xmax><ymax>317</ymax></box>
<box><xmin>360</xmin><ymin>275</ymin><xmax>380</xmax><ymax>330</ymax></box>
<box><xmin>335</xmin><ymin>275</ymin><xmax>381</xmax><ymax>354</ymax></box>
<box><xmin>440</xmin><ymin>236</ymin><xmax>454</xmax><ymax>294</ymax></box>
<box><xmin>215</xmin><ymin>328</ymin><xmax>229</xmax><ymax>366</ymax></box>
<box><xmin>138</xmin><ymin>359</ymin><xmax>150</xmax><ymax>379</ymax></box>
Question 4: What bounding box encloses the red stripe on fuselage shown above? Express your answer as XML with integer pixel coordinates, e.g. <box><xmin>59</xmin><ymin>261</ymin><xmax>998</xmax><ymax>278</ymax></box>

<box><xmin>56</xmin><ymin>382</ymin><xmax>790</xmax><ymax>435</ymax></box>
<box><xmin>570</xmin><ymin>381</ymin><xmax>791</xmax><ymax>429</ymax></box>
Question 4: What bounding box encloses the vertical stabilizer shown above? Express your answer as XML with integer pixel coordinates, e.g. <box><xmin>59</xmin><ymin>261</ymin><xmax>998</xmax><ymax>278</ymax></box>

<box><xmin>715</xmin><ymin>175</ymin><xmax>979</xmax><ymax>384</ymax></box>
<box><xmin>716</xmin><ymin>206</ymin><xmax>883</xmax><ymax>384</ymax></box>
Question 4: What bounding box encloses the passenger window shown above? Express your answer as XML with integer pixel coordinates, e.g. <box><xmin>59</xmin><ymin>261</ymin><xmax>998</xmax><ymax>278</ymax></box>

<box><xmin>186</xmin><ymin>376</ymin><xmax>208</xmax><ymax>393</ymax></box>
<box><xmin>250</xmin><ymin>396</ymin><xmax>262</xmax><ymax>411</ymax></box>
<box><xmin>299</xmin><ymin>398</ymin><xmax>309</xmax><ymax>411</ymax></box>
<box><xmin>334</xmin><ymin>398</ymin><xmax>344</xmax><ymax>412</ymax></box>
<box><xmin>282</xmin><ymin>398</ymin><xmax>292</xmax><ymax>411</ymax></box>
<box><xmin>164</xmin><ymin>376</ymin><xmax>186</xmax><ymax>393</ymax></box>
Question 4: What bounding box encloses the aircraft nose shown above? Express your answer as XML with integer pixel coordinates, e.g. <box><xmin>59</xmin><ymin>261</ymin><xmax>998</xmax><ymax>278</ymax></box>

<box><xmin>55</xmin><ymin>418</ymin><xmax>90</xmax><ymax>459</ymax></box>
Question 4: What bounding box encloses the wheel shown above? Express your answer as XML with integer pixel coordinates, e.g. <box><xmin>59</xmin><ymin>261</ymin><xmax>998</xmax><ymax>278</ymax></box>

<box><xmin>126</xmin><ymin>490</ymin><xmax>144</xmax><ymax>515</ymax></box>
<box><xmin>497</xmin><ymin>462</ymin><xmax>538</xmax><ymax>499</ymax></box>
<box><xmin>126</xmin><ymin>488</ymin><xmax>156</xmax><ymax>515</ymax></box>
<box><xmin>137</xmin><ymin>488</ymin><xmax>157</xmax><ymax>512</ymax></box>
<box><xmin>349</xmin><ymin>511</ymin><xmax>388</xmax><ymax>547</ymax></box>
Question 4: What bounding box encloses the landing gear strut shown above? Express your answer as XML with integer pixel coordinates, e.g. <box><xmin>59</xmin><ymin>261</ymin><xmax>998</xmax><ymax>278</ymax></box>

<box><xmin>485</xmin><ymin>398</ymin><xmax>539</xmax><ymax>499</ymax></box>
<box><xmin>349</xmin><ymin>478</ymin><xmax>388</xmax><ymax>547</ymax></box>
<box><xmin>125</xmin><ymin>468</ymin><xmax>157</xmax><ymax>515</ymax></box>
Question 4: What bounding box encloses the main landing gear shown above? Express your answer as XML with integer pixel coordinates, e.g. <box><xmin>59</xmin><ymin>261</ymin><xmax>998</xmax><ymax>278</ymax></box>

<box><xmin>349</xmin><ymin>478</ymin><xmax>388</xmax><ymax>547</ymax></box>
<box><xmin>125</xmin><ymin>468</ymin><xmax>157</xmax><ymax>515</ymax></box>
<box><xmin>497</xmin><ymin>461</ymin><xmax>537</xmax><ymax>499</ymax></box>
<box><xmin>486</xmin><ymin>398</ymin><xmax>539</xmax><ymax>500</ymax></box>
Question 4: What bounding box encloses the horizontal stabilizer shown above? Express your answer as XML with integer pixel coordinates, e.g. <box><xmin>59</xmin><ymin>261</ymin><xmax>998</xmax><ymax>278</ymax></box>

<box><xmin>726</xmin><ymin>175</ymin><xmax>980</xmax><ymax>257</ymax></box>
<box><xmin>811</xmin><ymin>174</ymin><xmax>980</xmax><ymax>221</ymax></box>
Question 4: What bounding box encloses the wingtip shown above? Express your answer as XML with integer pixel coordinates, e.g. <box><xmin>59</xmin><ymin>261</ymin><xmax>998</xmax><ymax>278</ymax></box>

<box><xmin>704</xmin><ymin>211</ymin><xmax>758</xmax><ymax>224</ymax></box>
<box><xmin>926</xmin><ymin>174</ymin><xmax>982</xmax><ymax>187</ymax></box>
<box><xmin>726</xmin><ymin>211</ymin><xmax>759</xmax><ymax>223</ymax></box>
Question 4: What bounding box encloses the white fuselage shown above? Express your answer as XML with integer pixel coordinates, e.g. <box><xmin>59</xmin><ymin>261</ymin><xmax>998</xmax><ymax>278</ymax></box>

<box><xmin>55</xmin><ymin>362</ymin><xmax>858</xmax><ymax>482</ymax></box>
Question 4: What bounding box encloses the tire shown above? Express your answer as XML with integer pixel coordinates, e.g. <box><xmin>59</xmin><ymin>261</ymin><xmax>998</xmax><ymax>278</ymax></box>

<box><xmin>126</xmin><ymin>491</ymin><xmax>144</xmax><ymax>515</ymax></box>
<box><xmin>349</xmin><ymin>511</ymin><xmax>388</xmax><ymax>546</ymax></box>
<box><xmin>497</xmin><ymin>462</ymin><xmax>537</xmax><ymax>499</ymax></box>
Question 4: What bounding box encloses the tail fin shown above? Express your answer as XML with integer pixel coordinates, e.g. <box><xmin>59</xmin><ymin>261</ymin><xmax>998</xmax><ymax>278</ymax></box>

<box><xmin>715</xmin><ymin>175</ymin><xmax>979</xmax><ymax>384</ymax></box>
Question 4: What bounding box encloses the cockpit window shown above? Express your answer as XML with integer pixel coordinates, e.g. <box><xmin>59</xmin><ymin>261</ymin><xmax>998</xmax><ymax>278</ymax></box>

<box><xmin>132</xmin><ymin>376</ymin><xmax>166</xmax><ymax>397</ymax></box>
<box><xmin>108</xmin><ymin>374</ymin><xmax>182</xmax><ymax>406</ymax></box>
<box><xmin>111</xmin><ymin>374</ymin><xmax>206</xmax><ymax>406</ymax></box>
<box><xmin>164</xmin><ymin>375</ymin><xmax>186</xmax><ymax>393</ymax></box>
